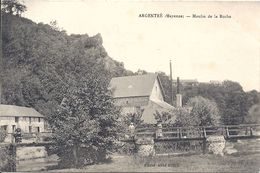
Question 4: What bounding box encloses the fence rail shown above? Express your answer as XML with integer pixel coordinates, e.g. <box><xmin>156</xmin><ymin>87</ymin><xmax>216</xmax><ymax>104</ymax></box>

<box><xmin>134</xmin><ymin>124</ymin><xmax>260</xmax><ymax>140</ymax></box>
<box><xmin>3</xmin><ymin>132</ymin><xmax>53</xmax><ymax>144</ymax></box>
<box><xmin>2</xmin><ymin>124</ymin><xmax>260</xmax><ymax>144</ymax></box>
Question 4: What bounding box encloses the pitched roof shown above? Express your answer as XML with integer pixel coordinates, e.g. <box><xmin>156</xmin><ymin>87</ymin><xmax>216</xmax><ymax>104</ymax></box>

<box><xmin>141</xmin><ymin>99</ymin><xmax>175</xmax><ymax>124</ymax></box>
<box><xmin>109</xmin><ymin>73</ymin><xmax>163</xmax><ymax>98</ymax></box>
<box><xmin>150</xmin><ymin>99</ymin><xmax>174</xmax><ymax>110</ymax></box>
<box><xmin>0</xmin><ymin>104</ymin><xmax>44</xmax><ymax>118</ymax></box>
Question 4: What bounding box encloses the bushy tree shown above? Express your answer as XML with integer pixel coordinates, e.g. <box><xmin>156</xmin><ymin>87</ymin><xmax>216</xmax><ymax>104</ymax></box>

<box><xmin>1</xmin><ymin>0</ymin><xmax>26</xmax><ymax>16</ymax></box>
<box><xmin>48</xmin><ymin>64</ymin><xmax>123</xmax><ymax>167</ymax></box>
<box><xmin>245</xmin><ymin>104</ymin><xmax>260</xmax><ymax>124</ymax></box>
<box><xmin>154</xmin><ymin>110</ymin><xmax>172</xmax><ymax>123</ymax></box>
<box><xmin>246</xmin><ymin>90</ymin><xmax>260</xmax><ymax>112</ymax></box>
<box><xmin>172</xmin><ymin>107</ymin><xmax>193</xmax><ymax>127</ymax></box>
<box><xmin>134</xmin><ymin>69</ymin><xmax>148</xmax><ymax>75</ymax></box>
<box><xmin>157</xmin><ymin>71</ymin><xmax>175</xmax><ymax>105</ymax></box>
<box><xmin>123</xmin><ymin>110</ymin><xmax>144</xmax><ymax>127</ymax></box>
<box><xmin>221</xmin><ymin>81</ymin><xmax>248</xmax><ymax>125</ymax></box>
<box><xmin>157</xmin><ymin>72</ymin><xmax>258</xmax><ymax>125</ymax></box>
<box><xmin>0</xmin><ymin>128</ymin><xmax>7</xmax><ymax>142</ymax></box>
<box><xmin>186</xmin><ymin>96</ymin><xmax>220</xmax><ymax>126</ymax></box>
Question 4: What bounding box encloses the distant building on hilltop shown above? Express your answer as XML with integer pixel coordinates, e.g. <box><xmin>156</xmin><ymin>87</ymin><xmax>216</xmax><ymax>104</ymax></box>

<box><xmin>209</xmin><ymin>80</ymin><xmax>222</xmax><ymax>85</ymax></box>
<box><xmin>109</xmin><ymin>73</ymin><xmax>174</xmax><ymax>124</ymax></box>
<box><xmin>172</xmin><ymin>79</ymin><xmax>198</xmax><ymax>87</ymax></box>
<box><xmin>0</xmin><ymin>104</ymin><xmax>45</xmax><ymax>134</ymax></box>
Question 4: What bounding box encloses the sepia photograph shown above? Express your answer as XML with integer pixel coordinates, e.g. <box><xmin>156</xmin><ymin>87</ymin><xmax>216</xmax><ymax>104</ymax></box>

<box><xmin>0</xmin><ymin>0</ymin><xmax>260</xmax><ymax>172</ymax></box>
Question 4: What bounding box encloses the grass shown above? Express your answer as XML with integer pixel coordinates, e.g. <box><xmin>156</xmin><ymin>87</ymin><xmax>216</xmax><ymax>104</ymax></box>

<box><xmin>48</xmin><ymin>152</ymin><xmax>260</xmax><ymax>172</ymax></box>
<box><xmin>22</xmin><ymin>139</ymin><xmax>259</xmax><ymax>172</ymax></box>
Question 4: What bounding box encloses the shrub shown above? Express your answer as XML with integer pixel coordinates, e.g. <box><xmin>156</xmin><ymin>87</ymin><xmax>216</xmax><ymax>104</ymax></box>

<box><xmin>0</xmin><ymin>128</ymin><xmax>7</xmax><ymax>142</ymax></box>
<box><xmin>185</xmin><ymin>96</ymin><xmax>220</xmax><ymax>126</ymax></box>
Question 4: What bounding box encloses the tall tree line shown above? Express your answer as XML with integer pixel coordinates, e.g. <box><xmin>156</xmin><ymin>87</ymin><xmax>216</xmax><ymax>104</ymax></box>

<box><xmin>157</xmin><ymin>72</ymin><xmax>260</xmax><ymax>125</ymax></box>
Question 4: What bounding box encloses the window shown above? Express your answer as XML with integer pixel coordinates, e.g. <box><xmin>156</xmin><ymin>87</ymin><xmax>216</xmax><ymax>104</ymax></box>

<box><xmin>36</xmin><ymin>127</ymin><xmax>40</xmax><ymax>133</ymax></box>
<box><xmin>1</xmin><ymin>125</ymin><xmax>8</xmax><ymax>131</ymax></box>
<box><xmin>29</xmin><ymin>117</ymin><xmax>31</xmax><ymax>124</ymax></box>
<box><xmin>38</xmin><ymin>118</ymin><xmax>41</xmax><ymax>122</ymax></box>
<box><xmin>15</xmin><ymin>117</ymin><xmax>19</xmax><ymax>123</ymax></box>
<box><xmin>29</xmin><ymin>126</ymin><xmax>32</xmax><ymax>133</ymax></box>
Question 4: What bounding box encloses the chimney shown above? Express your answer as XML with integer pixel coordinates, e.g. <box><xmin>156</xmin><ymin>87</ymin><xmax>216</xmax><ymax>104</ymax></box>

<box><xmin>176</xmin><ymin>77</ymin><xmax>182</xmax><ymax>107</ymax></box>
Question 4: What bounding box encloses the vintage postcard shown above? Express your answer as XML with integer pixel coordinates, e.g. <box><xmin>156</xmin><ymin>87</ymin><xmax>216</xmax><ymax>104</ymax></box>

<box><xmin>1</xmin><ymin>0</ymin><xmax>260</xmax><ymax>172</ymax></box>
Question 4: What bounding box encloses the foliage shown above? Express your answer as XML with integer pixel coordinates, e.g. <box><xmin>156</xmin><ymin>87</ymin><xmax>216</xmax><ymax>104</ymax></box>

<box><xmin>157</xmin><ymin>71</ymin><xmax>260</xmax><ymax>125</ymax></box>
<box><xmin>123</xmin><ymin>109</ymin><xmax>144</xmax><ymax>127</ymax></box>
<box><xmin>48</xmin><ymin>63</ymin><xmax>123</xmax><ymax>167</ymax></box>
<box><xmin>1</xmin><ymin>12</ymin><xmax>131</xmax><ymax>108</ymax></box>
<box><xmin>0</xmin><ymin>146</ymin><xmax>10</xmax><ymax>171</ymax></box>
<box><xmin>245</xmin><ymin>104</ymin><xmax>260</xmax><ymax>124</ymax></box>
<box><xmin>49</xmin><ymin>20</ymin><xmax>65</xmax><ymax>32</ymax></box>
<box><xmin>157</xmin><ymin>71</ymin><xmax>173</xmax><ymax>105</ymax></box>
<box><xmin>1</xmin><ymin>13</ymin><xmax>131</xmax><ymax>168</ymax></box>
<box><xmin>0</xmin><ymin>129</ymin><xmax>7</xmax><ymax>142</ymax></box>
<box><xmin>160</xmin><ymin>96</ymin><xmax>221</xmax><ymax>127</ymax></box>
<box><xmin>172</xmin><ymin>107</ymin><xmax>193</xmax><ymax>127</ymax></box>
<box><xmin>134</xmin><ymin>69</ymin><xmax>148</xmax><ymax>75</ymax></box>
<box><xmin>154</xmin><ymin>110</ymin><xmax>172</xmax><ymax>123</ymax></box>
<box><xmin>1</xmin><ymin>0</ymin><xmax>26</xmax><ymax>16</ymax></box>
<box><xmin>186</xmin><ymin>96</ymin><xmax>220</xmax><ymax>126</ymax></box>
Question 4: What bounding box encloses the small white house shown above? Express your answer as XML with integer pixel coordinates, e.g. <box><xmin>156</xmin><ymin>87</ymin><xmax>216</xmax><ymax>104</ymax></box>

<box><xmin>0</xmin><ymin>104</ymin><xmax>45</xmax><ymax>134</ymax></box>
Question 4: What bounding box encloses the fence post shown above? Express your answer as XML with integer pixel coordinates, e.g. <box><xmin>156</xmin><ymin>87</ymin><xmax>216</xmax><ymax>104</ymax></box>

<box><xmin>203</xmin><ymin>127</ymin><xmax>207</xmax><ymax>138</ymax></box>
<box><xmin>202</xmin><ymin>139</ymin><xmax>206</xmax><ymax>154</ymax></box>
<box><xmin>250</xmin><ymin>127</ymin><xmax>253</xmax><ymax>136</ymax></box>
<box><xmin>179</xmin><ymin>128</ymin><xmax>182</xmax><ymax>139</ymax></box>
<box><xmin>155</xmin><ymin>123</ymin><xmax>163</xmax><ymax>139</ymax></box>
<box><xmin>202</xmin><ymin>127</ymin><xmax>206</xmax><ymax>154</ymax></box>
<box><xmin>225</xmin><ymin>127</ymin><xmax>229</xmax><ymax>138</ymax></box>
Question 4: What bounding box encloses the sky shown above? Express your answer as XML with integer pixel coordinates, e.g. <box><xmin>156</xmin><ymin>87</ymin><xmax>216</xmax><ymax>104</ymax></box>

<box><xmin>23</xmin><ymin>0</ymin><xmax>260</xmax><ymax>91</ymax></box>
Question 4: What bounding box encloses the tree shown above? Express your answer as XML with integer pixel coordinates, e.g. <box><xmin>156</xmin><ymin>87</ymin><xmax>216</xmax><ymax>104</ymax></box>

<box><xmin>134</xmin><ymin>69</ymin><xmax>148</xmax><ymax>75</ymax></box>
<box><xmin>1</xmin><ymin>0</ymin><xmax>27</xmax><ymax>16</ymax></box>
<box><xmin>1</xmin><ymin>14</ymin><xmax>129</xmax><ymax>168</ymax></box>
<box><xmin>0</xmin><ymin>128</ymin><xmax>7</xmax><ymax>142</ymax></box>
<box><xmin>157</xmin><ymin>71</ymin><xmax>174</xmax><ymax>105</ymax></box>
<box><xmin>123</xmin><ymin>109</ymin><xmax>144</xmax><ymax>127</ymax></box>
<box><xmin>154</xmin><ymin>110</ymin><xmax>172</xmax><ymax>123</ymax></box>
<box><xmin>221</xmin><ymin>81</ymin><xmax>248</xmax><ymax>125</ymax></box>
<box><xmin>246</xmin><ymin>90</ymin><xmax>260</xmax><ymax>109</ymax></box>
<box><xmin>172</xmin><ymin>107</ymin><xmax>194</xmax><ymax>127</ymax></box>
<box><xmin>186</xmin><ymin>96</ymin><xmax>220</xmax><ymax>126</ymax></box>
<box><xmin>48</xmin><ymin>64</ymin><xmax>123</xmax><ymax>167</ymax></box>
<box><xmin>245</xmin><ymin>104</ymin><xmax>260</xmax><ymax>124</ymax></box>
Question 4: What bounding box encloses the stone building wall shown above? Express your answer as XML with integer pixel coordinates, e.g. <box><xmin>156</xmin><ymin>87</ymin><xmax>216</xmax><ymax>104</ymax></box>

<box><xmin>114</xmin><ymin>96</ymin><xmax>149</xmax><ymax>107</ymax></box>
<box><xmin>0</xmin><ymin>116</ymin><xmax>45</xmax><ymax>133</ymax></box>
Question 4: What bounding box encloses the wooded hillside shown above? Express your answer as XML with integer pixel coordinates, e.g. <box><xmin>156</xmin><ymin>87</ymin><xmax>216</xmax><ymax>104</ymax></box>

<box><xmin>1</xmin><ymin>13</ymin><xmax>132</xmax><ymax>118</ymax></box>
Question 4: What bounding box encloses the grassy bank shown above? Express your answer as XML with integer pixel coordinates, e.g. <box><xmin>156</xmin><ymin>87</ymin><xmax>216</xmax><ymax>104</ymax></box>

<box><xmin>48</xmin><ymin>152</ymin><xmax>260</xmax><ymax>172</ymax></box>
